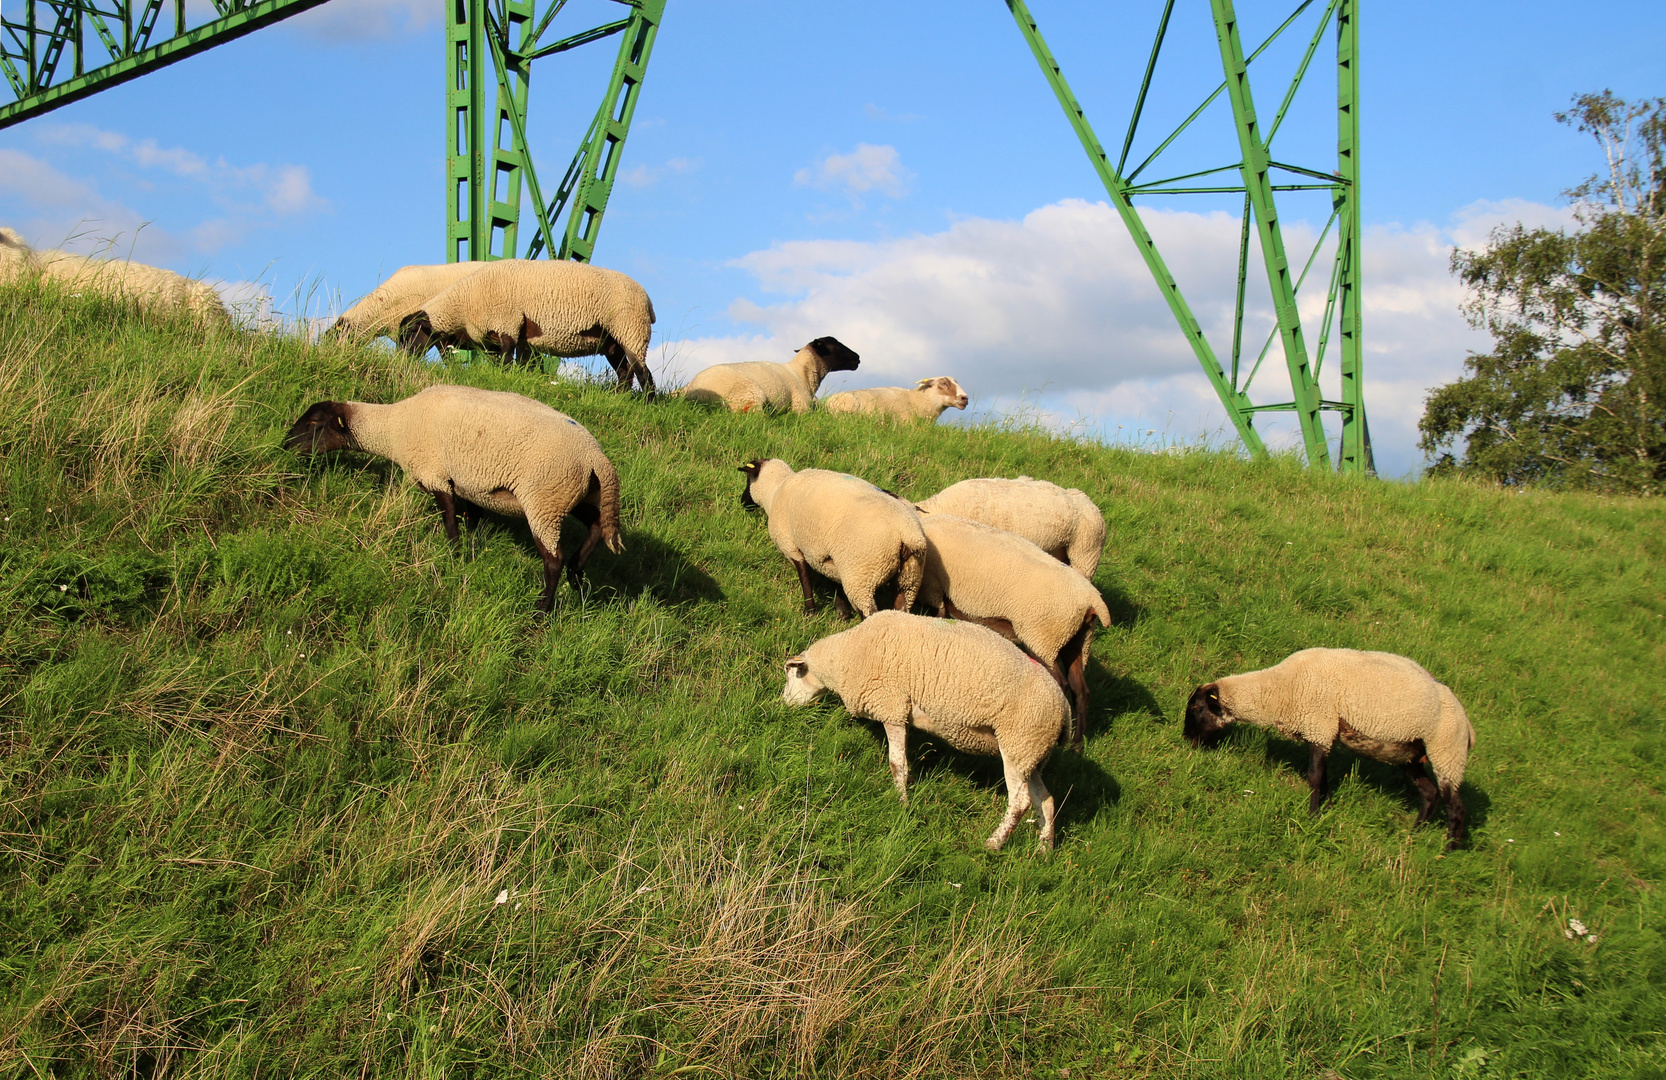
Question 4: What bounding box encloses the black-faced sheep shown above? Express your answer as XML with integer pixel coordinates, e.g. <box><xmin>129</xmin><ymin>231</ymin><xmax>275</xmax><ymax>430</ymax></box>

<box><xmin>681</xmin><ymin>337</ymin><xmax>860</xmax><ymax>413</ymax></box>
<box><xmin>284</xmin><ymin>384</ymin><xmax>624</xmax><ymax>612</ymax></box>
<box><xmin>782</xmin><ymin>611</ymin><xmax>1069</xmax><ymax>851</ymax></box>
<box><xmin>822</xmin><ymin>376</ymin><xmax>969</xmax><ymax>422</ymax></box>
<box><xmin>917</xmin><ymin>514</ymin><xmax>1111</xmax><ymax>753</ymax></box>
<box><xmin>326</xmin><ymin>261</ymin><xmax>492</xmax><ymax>346</ymax></box>
<box><xmin>739</xmin><ymin>458</ymin><xmax>926</xmax><ymax>619</ymax></box>
<box><xmin>1</xmin><ymin>227</ymin><xmax>231</xmax><ymax>328</ymax></box>
<box><xmin>1184</xmin><ymin>648</ymin><xmax>1477</xmax><ymax>850</ymax></box>
<box><xmin>400</xmin><ymin>259</ymin><xmax>657</xmax><ymax>393</ymax></box>
<box><xmin>916</xmin><ymin>476</ymin><xmax>1107</xmax><ymax>579</ymax></box>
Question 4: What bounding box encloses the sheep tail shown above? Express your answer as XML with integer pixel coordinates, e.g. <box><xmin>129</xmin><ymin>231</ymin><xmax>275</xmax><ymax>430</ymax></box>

<box><xmin>594</xmin><ymin>457</ymin><xmax>626</xmax><ymax>555</ymax></box>
<box><xmin>893</xmin><ymin>538</ymin><xmax>926</xmax><ymax>612</ymax></box>
<box><xmin>1090</xmin><ymin>593</ymin><xmax>1112</xmax><ymax>628</ymax></box>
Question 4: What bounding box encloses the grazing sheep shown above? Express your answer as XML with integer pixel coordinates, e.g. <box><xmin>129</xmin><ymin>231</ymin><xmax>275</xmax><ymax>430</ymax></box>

<box><xmin>326</xmin><ymin>261</ymin><xmax>492</xmax><ymax>345</ymax></box>
<box><xmin>917</xmin><ymin>514</ymin><xmax>1111</xmax><ymax>753</ymax></box>
<box><xmin>284</xmin><ymin>384</ymin><xmax>624</xmax><ymax>612</ymax></box>
<box><xmin>1184</xmin><ymin>648</ymin><xmax>1477</xmax><ymax>850</ymax></box>
<box><xmin>822</xmin><ymin>376</ymin><xmax>969</xmax><ymax>422</ymax></box>
<box><xmin>401</xmin><ymin>259</ymin><xmax>657</xmax><ymax>393</ymax></box>
<box><xmin>783</xmin><ymin>611</ymin><xmax>1069</xmax><ymax>851</ymax></box>
<box><xmin>0</xmin><ymin>227</ymin><xmax>231</xmax><ymax>328</ymax></box>
<box><xmin>739</xmin><ymin>458</ymin><xmax>926</xmax><ymax>619</ymax></box>
<box><xmin>682</xmin><ymin>337</ymin><xmax>860</xmax><ymax>413</ymax></box>
<box><xmin>916</xmin><ymin>475</ymin><xmax>1106</xmax><ymax>579</ymax></box>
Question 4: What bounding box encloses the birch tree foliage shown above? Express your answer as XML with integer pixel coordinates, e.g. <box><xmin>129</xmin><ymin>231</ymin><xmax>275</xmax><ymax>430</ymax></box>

<box><xmin>1420</xmin><ymin>92</ymin><xmax>1665</xmax><ymax>493</ymax></box>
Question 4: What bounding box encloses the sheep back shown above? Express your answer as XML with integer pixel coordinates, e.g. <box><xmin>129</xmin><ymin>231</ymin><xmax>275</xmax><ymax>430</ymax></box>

<box><xmin>420</xmin><ymin>259</ymin><xmax>655</xmax><ymax>362</ymax></box>
<box><xmin>334</xmin><ymin>261</ymin><xmax>492</xmax><ymax>340</ymax></box>
<box><xmin>685</xmin><ymin>360</ymin><xmax>813</xmax><ymax>413</ymax></box>
<box><xmin>917</xmin><ymin>476</ymin><xmax>1105</xmax><ymax>578</ymax></box>
<box><xmin>0</xmin><ymin>230</ymin><xmax>231</xmax><ymax>328</ymax></box>
<box><xmin>767</xmin><ymin>468</ymin><xmax>927</xmax><ymax>610</ymax></box>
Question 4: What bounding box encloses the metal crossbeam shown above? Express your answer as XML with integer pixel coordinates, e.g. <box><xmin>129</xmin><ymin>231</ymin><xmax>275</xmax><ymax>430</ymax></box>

<box><xmin>1006</xmin><ymin>0</ymin><xmax>1373</xmax><ymax>474</ymax></box>
<box><xmin>447</xmin><ymin>0</ymin><xmax>664</xmax><ymax>264</ymax></box>
<box><xmin>0</xmin><ymin>0</ymin><xmax>332</xmax><ymax>128</ymax></box>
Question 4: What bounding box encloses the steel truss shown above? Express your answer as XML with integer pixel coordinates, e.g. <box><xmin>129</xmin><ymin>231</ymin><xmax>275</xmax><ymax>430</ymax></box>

<box><xmin>446</xmin><ymin>0</ymin><xmax>663</xmax><ymax>264</ymax></box>
<box><xmin>1007</xmin><ymin>0</ymin><xmax>1372</xmax><ymax>473</ymax></box>
<box><xmin>0</xmin><ymin>0</ymin><xmax>331</xmax><ymax>127</ymax></box>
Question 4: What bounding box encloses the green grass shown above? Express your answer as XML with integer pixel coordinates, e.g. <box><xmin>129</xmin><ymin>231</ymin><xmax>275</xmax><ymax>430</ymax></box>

<box><xmin>1</xmin><ymin>280</ymin><xmax>1663</xmax><ymax>1079</ymax></box>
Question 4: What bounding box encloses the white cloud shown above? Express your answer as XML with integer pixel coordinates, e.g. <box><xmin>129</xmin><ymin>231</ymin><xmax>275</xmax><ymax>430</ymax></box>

<box><xmin>794</xmin><ymin>143</ymin><xmax>912</xmax><ymax>200</ymax></box>
<box><xmin>654</xmin><ymin>197</ymin><xmax>1571</xmax><ymax>479</ymax></box>
<box><xmin>621</xmin><ymin>157</ymin><xmax>701</xmax><ymax>190</ymax></box>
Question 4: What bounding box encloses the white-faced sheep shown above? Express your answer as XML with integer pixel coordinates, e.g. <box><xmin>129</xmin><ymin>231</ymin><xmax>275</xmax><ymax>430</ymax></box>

<box><xmin>401</xmin><ymin>259</ymin><xmax>657</xmax><ymax>393</ymax></box>
<box><xmin>916</xmin><ymin>475</ymin><xmax>1107</xmax><ymax>579</ymax></box>
<box><xmin>0</xmin><ymin>227</ymin><xmax>231</xmax><ymax>328</ymax></box>
<box><xmin>783</xmin><ymin>611</ymin><xmax>1069</xmax><ymax>851</ymax></box>
<box><xmin>917</xmin><ymin>514</ymin><xmax>1111</xmax><ymax>753</ymax></box>
<box><xmin>1184</xmin><ymin>648</ymin><xmax>1477</xmax><ymax>850</ymax></box>
<box><xmin>682</xmin><ymin>337</ymin><xmax>860</xmax><ymax>413</ymax></box>
<box><xmin>739</xmin><ymin>458</ymin><xmax>926</xmax><ymax>619</ymax></box>
<box><xmin>822</xmin><ymin>377</ymin><xmax>969</xmax><ymax>422</ymax></box>
<box><xmin>284</xmin><ymin>384</ymin><xmax>624</xmax><ymax>612</ymax></box>
<box><xmin>326</xmin><ymin>261</ymin><xmax>492</xmax><ymax>345</ymax></box>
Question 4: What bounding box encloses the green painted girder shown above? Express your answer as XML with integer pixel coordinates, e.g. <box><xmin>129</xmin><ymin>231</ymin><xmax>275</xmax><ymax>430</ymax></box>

<box><xmin>446</xmin><ymin>0</ymin><xmax>664</xmax><ymax>265</ymax></box>
<box><xmin>0</xmin><ymin>0</ymin><xmax>333</xmax><ymax>128</ymax></box>
<box><xmin>1005</xmin><ymin>0</ymin><xmax>1372</xmax><ymax>474</ymax></box>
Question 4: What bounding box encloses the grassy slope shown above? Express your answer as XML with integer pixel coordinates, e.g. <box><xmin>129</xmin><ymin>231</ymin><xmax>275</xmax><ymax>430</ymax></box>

<box><xmin>1</xmin><ymin>283</ymin><xmax>1663</xmax><ymax>1079</ymax></box>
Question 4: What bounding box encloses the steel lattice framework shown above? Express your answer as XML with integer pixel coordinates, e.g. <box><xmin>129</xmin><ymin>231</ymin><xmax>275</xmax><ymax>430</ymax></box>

<box><xmin>1007</xmin><ymin>0</ymin><xmax>1372</xmax><ymax>473</ymax></box>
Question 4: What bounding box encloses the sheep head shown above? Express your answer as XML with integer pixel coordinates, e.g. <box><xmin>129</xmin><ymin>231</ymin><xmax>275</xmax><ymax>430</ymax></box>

<box><xmin>738</xmin><ymin>458</ymin><xmax>792</xmax><ymax>511</ymax></box>
<box><xmin>285</xmin><ymin>401</ymin><xmax>359</xmax><ymax>455</ymax></box>
<box><xmin>781</xmin><ymin>655</ymin><xmax>826</xmax><ymax>705</ymax></box>
<box><xmin>1183</xmin><ymin>682</ymin><xmax>1233</xmax><ymax>748</ymax></box>
<box><xmin>807</xmin><ymin>336</ymin><xmax>860</xmax><ymax>373</ymax></box>
<box><xmin>915</xmin><ymin>376</ymin><xmax>968</xmax><ymax>411</ymax></box>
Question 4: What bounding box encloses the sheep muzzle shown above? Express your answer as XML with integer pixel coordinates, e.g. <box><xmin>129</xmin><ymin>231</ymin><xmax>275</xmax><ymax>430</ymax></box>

<box><xmin>1183</xmin><ymin>684</ymin><xmax>1230</xmax><ymax>748</ymax></box>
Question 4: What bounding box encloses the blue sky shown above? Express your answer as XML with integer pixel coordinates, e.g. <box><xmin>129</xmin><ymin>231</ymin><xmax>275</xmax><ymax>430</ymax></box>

<box><xmin>2</xmin><ymin>0</ymin><xmax>1662</xmax><ymax>476</ymax></box>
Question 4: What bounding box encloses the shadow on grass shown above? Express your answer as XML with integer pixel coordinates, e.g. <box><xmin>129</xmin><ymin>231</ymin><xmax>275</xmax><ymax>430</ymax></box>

<box><xmin>1244</xmin><ymin>730</ymin><xmax>1492</xmax><ymax>839</ymax></box>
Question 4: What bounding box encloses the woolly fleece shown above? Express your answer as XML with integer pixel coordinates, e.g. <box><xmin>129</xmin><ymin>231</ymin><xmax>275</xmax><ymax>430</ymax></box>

<box><xmin>822</xmin><ymin>376</ymin><xmax>969</xmax><ymax>422</ymax></box>
<box><xmin>917</xmin><ymin>475</ymin><xmax>1106</xmax><ymax>579</ymax></box>
<box><xmin>782</xmin><ymin>610</ymin><xmax>1069</xmax><ymax>851</ymax></box>
<box><xmin>331</xmin><ymin>261</ymin><xmax>492</xmax><ymax>341</ymax></box>
<box><xmin>0</xmin><ymin>227</ymin><xmax>230</xmax><ymax>328</ymax></box>
<box><xmin>682</xmin><ymin>337</ymin><xmax>860</xmax><ymax>413</ymax></box>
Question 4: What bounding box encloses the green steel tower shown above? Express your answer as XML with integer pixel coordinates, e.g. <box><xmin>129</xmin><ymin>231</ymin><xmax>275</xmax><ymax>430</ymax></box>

<box><xmin>1007</xmin><ymin>0</ymin><xmax>1372</xmax><ymax>473</ymax></box>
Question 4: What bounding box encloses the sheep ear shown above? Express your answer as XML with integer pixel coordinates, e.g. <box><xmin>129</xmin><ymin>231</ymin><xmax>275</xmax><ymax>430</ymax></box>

<box><xmin>785</xmin><ymin>656</ymin><xmax>808</xmax><ymax>676</ymax></box>
<box><xmin>915</xmin><ymin>378</ymin><xmax>934</xmax><ymax>390</ymax></box>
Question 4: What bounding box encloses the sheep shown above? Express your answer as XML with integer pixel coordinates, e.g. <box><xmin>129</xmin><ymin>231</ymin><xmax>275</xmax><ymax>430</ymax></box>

<box><xmin>682</xmin><ymin>337</ymin><xmax>860</xmax><ymax>413</ymax></box>
<box><xmin>325</xmin><ymin>261</ymin><xmax>492</xmax><ymax>345</ymax></box>
<box><xmin>284</xmin><ymin>384</ymin><xmax>624</xmax><ymax>612</ymax></box>
<box><xmin>916</xmin><ymin>514</ymin><xmax>1111</xmax><ymax>753</ymax></box>
<box><xmin>738</xmin><ymin>458</ymin><xmax>926</xmax><ymax>619</ymax></box>
<box><xmin>783</xmin><ymin>611</ymin><xmax>1068</xmax><ymax>851</ymax></box>
<box><xmin>400</xmin><ymin>259</ymin><xmax>657</xmax><ymax>393</ymax></box>
<box><xmin>1183</xmin><ymin>648</ymin><xmax>1477</xmax><ymax>850</ymax></box>
<box><xmin>0</xmin><ymin>227</ymin><xmax>231</xmax><ymax>328</ymax></box>
<box><xmin>916</xmin><ymin>475</ymin><xmax>1106</xmax><ymax>579</ymax></box>
<box><xmin>822</xmin><ymin>376</ymin><xmax>969</xmax><ymax>422</ymax></box>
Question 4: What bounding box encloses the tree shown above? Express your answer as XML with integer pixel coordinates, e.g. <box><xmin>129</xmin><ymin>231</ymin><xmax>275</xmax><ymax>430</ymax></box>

<box><xmin>1419</xmin><ymin>92</ymin><xmax>1666</xmax><ymax>493</ymax></box>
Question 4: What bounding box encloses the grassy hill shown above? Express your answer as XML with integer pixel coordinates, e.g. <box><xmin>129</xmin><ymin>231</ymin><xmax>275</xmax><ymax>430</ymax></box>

<box><xmin>2</xmin><ymin>281</ymin><xmax>1663</xmax><ymax>1079</ymax></box>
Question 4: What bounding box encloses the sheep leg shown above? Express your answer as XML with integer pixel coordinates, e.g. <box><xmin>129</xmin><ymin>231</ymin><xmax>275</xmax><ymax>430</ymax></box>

<box><xmin>985</xmin><ymin>757</ymin><xmax>1034</xmax><ymax>853</ymax></box>
<box><xmin>1028</xmin><ymin>772</ymin><xmax>1057</xmax><ymax>852</ymax></box>
<box><xmin>431</xmin><ymin>488</ymin><xmax>462</xmax><ymax>543</ymax></box>
<box><xmin>841</xmin><ymin>581</ymin><xmax>876</xmax><ymax>620</ymax></box>
<box><xmin>600</xmin><ymin>339</ymin><xmax>636</xmax><ymax>391</ymax></box>
<box><xmin>1402</xmin><ymin>762</ymin><xmax>1439</xmax><ymax>826</ymax></box>
<box><xmin>1058</xmin><ymin>619</ymin><xmax>1093</xmax><ymax>753</ymax></box>
<box><xmin>882</xmin><ymin>721</ymin><xmax>910</xmax><ymax>804</ymax></box>
<box><xmin>568</xmin><ymin>502</ymin><xmax>604</xmax><ymax>588</ymax></box>
<box><xmin>832</xmin><ymin>586</ymin><xmax>854</xmax><ymax>621</ymax></box>
<box><xmin>530</xmin><ymin>532</ymin><xmax>566</xmax><ymax>614</ymax></box>
<box><xmin>1307</xmin><ymin>742</ymin><xmax>1330</xmax><ymax>815</ymax></box>
<box><xmin>1441</xmin><ymin>781</ymin><xmax>1466</xmax><ymax>852</ymax></box>
<box><xmin>790</xmin><ymin>558</ymin><xmax>818</xmax><ymax>614</ymax></box>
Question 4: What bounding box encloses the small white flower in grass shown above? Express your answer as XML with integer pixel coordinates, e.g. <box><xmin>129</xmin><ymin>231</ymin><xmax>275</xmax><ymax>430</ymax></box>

<box><xmin>1243</xmin><ymin>789</ymin><xmax>1254</xmax><ymax>795</ymax></box>
<box><xmin>1555</xmin><ymin>831</ymin><xmax>1562</xmax><ymax>837</ymax></box>
<box><xmin>494</xmin><ymin>889</ymin><xmax>509</xmax><ymax>905</ymax></box>
<box><xmin>1507</xmin><ymin>838</ymin><xmax>1515</xmax><ymax>843</ymax></box>
<box><xmin>515</xmin><ymin>902</ymin><xmax>522</xmax><ymax>911</ymax></box>
<box><xmin>58</xmin><ymin>584</ymin><xmax>67</xmax><ymax>592</ymax></box>
<box><xmin>948</xmin><ymin>882</ymin><xmax>961</xmax><ymax>889</ymax></box>
<box><xmin>1567</xmin><ymin>918</ymin><xmax>1588</xmax><ymax>938</ymax></box>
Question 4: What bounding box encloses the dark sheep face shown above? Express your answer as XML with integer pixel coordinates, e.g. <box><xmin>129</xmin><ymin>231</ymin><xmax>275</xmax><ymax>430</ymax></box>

<box><xmin>1183</xmin><ymin>683</ymin><xmax>1231</xmax><ymax>748</ymax></box>
<box><xmin>807</xmin><ymin>336</ymin><xmax>860</xmax><ymax>373</ymax></box>
<box><xmin>737</xmin><ymin>459</ymin><xmax>765</xmax><ymax>511</ymax></box>
<box><xmin>285</xmin><ymin>401</ymin><xmax>357</xmax><ymax>454</ymax></box>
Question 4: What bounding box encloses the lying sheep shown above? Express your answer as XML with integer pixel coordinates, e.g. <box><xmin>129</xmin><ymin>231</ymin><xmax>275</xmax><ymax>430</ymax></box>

<box><xmin>783</xmin><ymin>611</ymin><xmax>1069</xmax><ymax>851</ymax></box>
<box><xmin>401</xmin><ymin>259</ymin><xmax>657</xmax><ymax>393</ymax></box>
<box><xmin>326</xmin><ymin>261</ymin><xmax>491</xmax><ymax>345</ymax></box>
<box><xmin>1184</xmin><ymin>648</ymin><xmax>1477</xmax><ymax>850</ymax></box>
<box><xmin>822</xmin><ymin>376</ymin><xmax>969</xmax><ymax>422</ymax></box>
<box><xmin>682</xmin><ymin>337</ymin><xmax>860</xmax><ymax>413</ymax></box>
<box><xmin>916</xmin><ymin>475</ymin><xmax>1106</xmax><ymax>579</ymax></box>
<box><xmin>918</xmin><ymin>514</ymin><xmax>1111</xmax><ymax>753</ymax></box>
<box><xmin>739</xmin><ymin>458</ymin><xmax>926</xmax><ymax>619</ymax></box>
<box><xmin>284</xmin><ymin>384</ymin><xmax>624</xmax><ymax>612</ymax></box>
<box><xmin>0</xmin><ymin>227</ymin><xmax>231</xmax><ymax>328</ymax></box>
